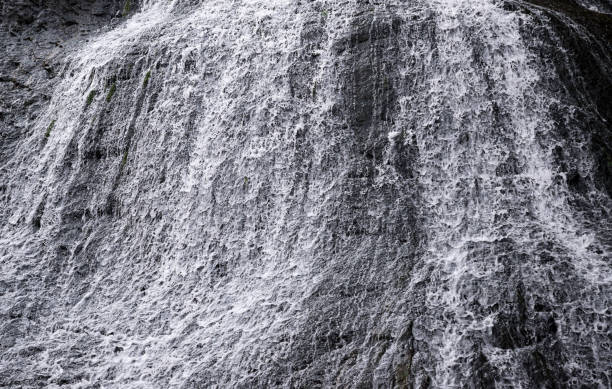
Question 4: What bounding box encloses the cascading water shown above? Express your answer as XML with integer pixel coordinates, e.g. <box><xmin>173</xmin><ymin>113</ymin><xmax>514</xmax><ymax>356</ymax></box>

<box><xmin>404</xmin><ymin>0</ymin><xmax>610</xmax><ymax>386</ymax></box>
<box><xmin>1</xmin><ymin>0</ymin><xmax>610</xmax><ymax>387</ymax></box>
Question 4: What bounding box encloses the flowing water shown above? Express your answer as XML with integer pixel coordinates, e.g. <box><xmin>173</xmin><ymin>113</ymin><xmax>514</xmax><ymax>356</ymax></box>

<box><xmin>1</xmin><ymin>0</ymin><xmax>610</xmax><ymax>387</ymax></box>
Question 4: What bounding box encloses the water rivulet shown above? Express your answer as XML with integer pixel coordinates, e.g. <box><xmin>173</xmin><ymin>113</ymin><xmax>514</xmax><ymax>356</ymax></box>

<box><xmin>1</xmin><ymin>0</ymin><xmax>610</xmax><ymax>387</ymax></box>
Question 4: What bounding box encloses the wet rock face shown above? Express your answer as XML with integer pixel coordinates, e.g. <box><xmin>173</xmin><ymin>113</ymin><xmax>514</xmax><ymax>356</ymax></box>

<box><xmin>0</xmin><ymin>0</ymin><xmax>129</xmax><ymax>170</ymax></box>
<box><xmin>1</xmin><ymin>0</ymin><xmax>611</xmax><ymax>388</ymax></box>
<box><xmin>520</xmin><ymin>0</ymin><xmax>612</xmax><ymax>197</ymax></box>
<box><xmin>2</xmin><ymin>0</ymin><xmax>125</xmax><ymax>30</ymax></box>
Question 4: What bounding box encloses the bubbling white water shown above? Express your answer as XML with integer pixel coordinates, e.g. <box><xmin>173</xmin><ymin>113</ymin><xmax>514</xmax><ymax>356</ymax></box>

<box><xmin>0</xmin><ymin>0</ymin><xmax>610</xmax><ymax>387</ymax></box>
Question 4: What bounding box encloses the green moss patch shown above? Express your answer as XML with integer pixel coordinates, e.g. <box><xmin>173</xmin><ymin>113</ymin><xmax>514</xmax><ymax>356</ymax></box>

<box><xmin>121</xmin><ymin>149</ymin><xmax>129</xmax><ymax>170</ymax></box>
<box><xmin>143</xmin><ymin>70</ymin><xmax>151</xmax><ymax>88</ymax></box>
<box><xmin>85</xmin><ymin>90</ymin><xmax>97</xmax><ymax>108</ymax></box>
<box><xmin>106</xmin><ymin>82</ymin><xmax>116</xmax><ymax>102</ymax></box>
<box><xmin>45</xmin><ymin>120</ymin><xmax>56</xmax><ymax>138</ymax></box>
<box><xmin>122</xmin><ymin>0</ymin><xmax>132</xmax><ymax>17</ymax></box>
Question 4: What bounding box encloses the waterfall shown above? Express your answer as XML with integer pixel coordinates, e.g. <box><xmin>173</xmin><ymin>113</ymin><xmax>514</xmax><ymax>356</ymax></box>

<box><xmin>1</xmin><ymin>0</ymin><xmax>610</xmax><ymax>387</ymax></box>
<box><xmin>403</xmin><ymin>0</ymin><xmax>610</xmax><ymax>386</ymax></box>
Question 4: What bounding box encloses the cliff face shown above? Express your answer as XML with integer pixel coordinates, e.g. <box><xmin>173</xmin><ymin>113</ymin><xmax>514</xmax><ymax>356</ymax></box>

<box><xmin>0</xmin><ymin>0</ymin><xmax>126</xmax><ymax>172</ymax></box>
<box><xmin>1</xmin><ymin>1</ymin><xmax>610</xmax><ymax>388</ymax></box>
